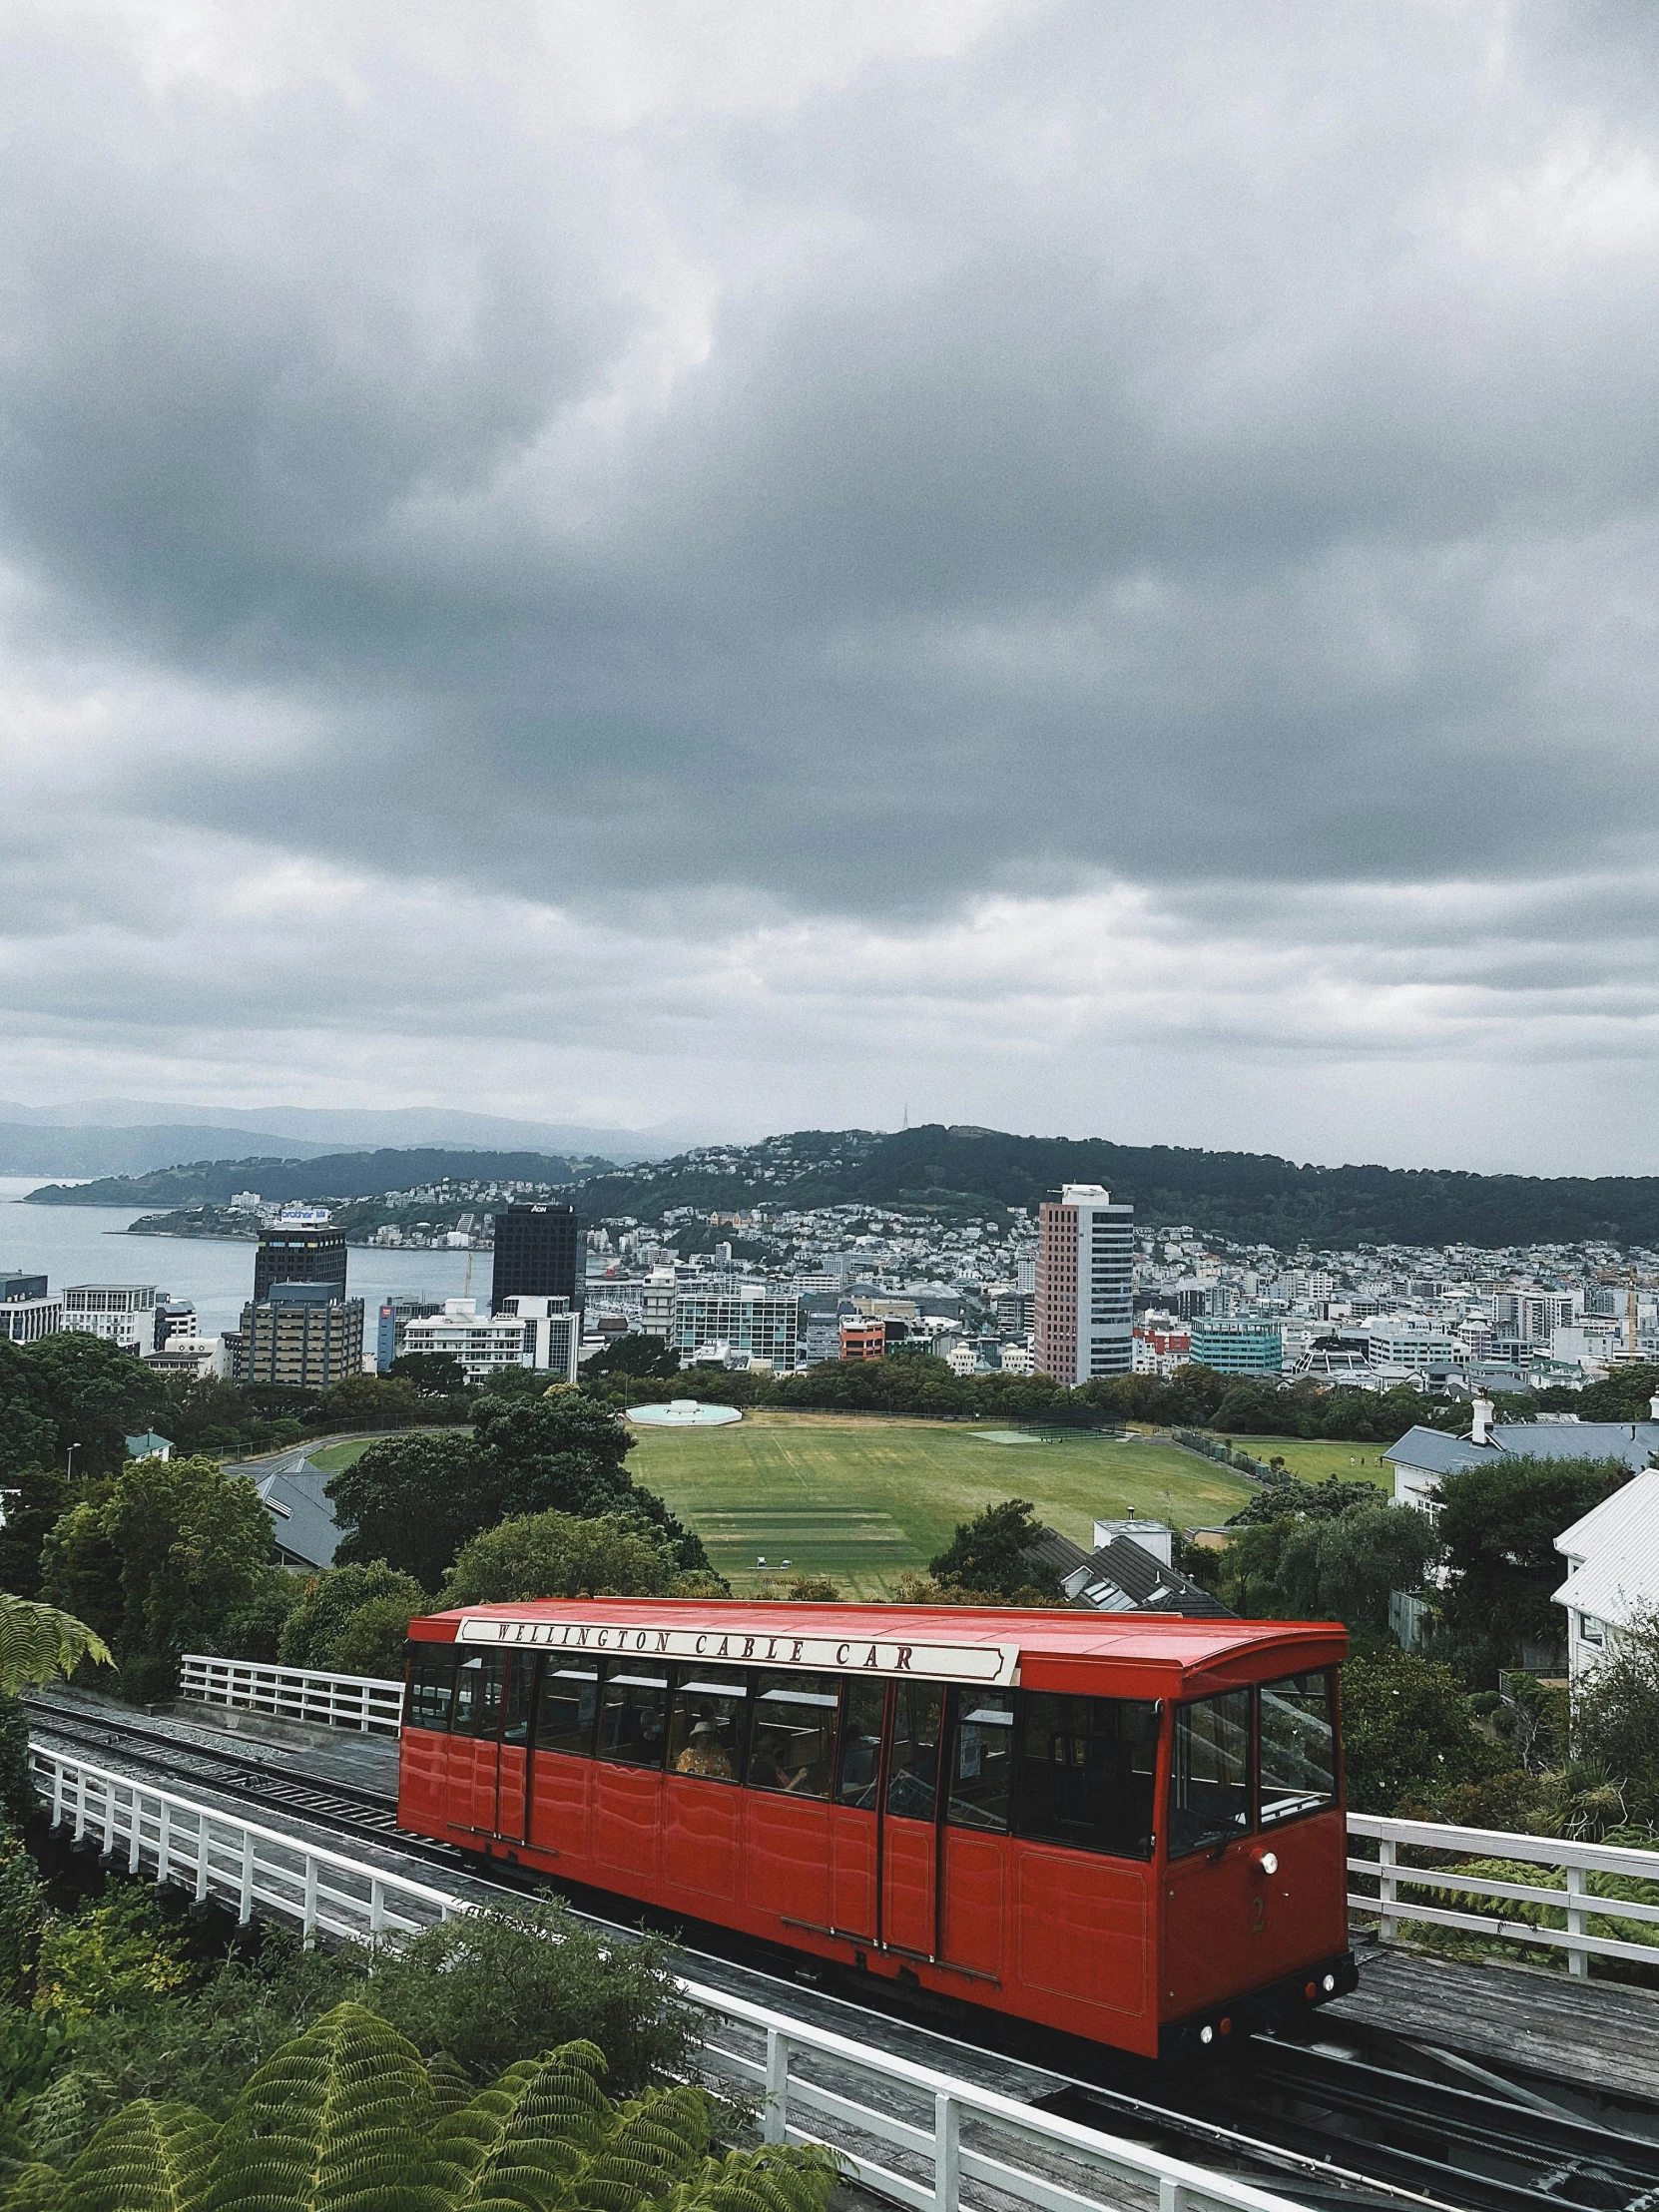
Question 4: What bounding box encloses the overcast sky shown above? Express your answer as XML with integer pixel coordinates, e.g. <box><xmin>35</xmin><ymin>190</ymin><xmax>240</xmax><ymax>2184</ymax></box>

<box><xmin>4</xmin><ymin>1</ymin><xmax>1659</xmax><ymax>1173</ymax></box>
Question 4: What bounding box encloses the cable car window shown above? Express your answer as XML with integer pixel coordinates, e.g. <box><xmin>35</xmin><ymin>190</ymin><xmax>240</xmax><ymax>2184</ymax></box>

<box><xmin>887</xmin><ymin>1680</ymin><xmax>944</xmax><ymax>1821</ymax></box>
<box><xmin>749</xmin><ymin>1672</ymin><xmax>837</xmax><ymax>1799</ymax></box>
<box><xmin>453</xmin><ymin>1652</ymin><xmax>506</xmax><ymax>1739</ymax></box>
<box><xmin>835</xmin><ymin>1680</ymin><xmax>886</xmax><ymax>1807</ymax></box>
<box><xmin>1014</xmin><ymin>1694</ymin><xmax>1158</xmax><ymax>1859</ymax></box>
<box><xmin>1169</xmin><ymin>1689</ymin><xmax>1252</xmax><ymax>1858</ymax></box>
<box><xmin>668</xmin><ymin>1669</ymin><xmax>748</xmax><ymax>1783</ymax></box>
<box><xmin>502</xmin><ymin>1655</ymin><xmax>535</xmax><ymax>1748</ymax></box>
<box><xmin>944</xmin><ymin>1688</ymin><xmax>1016</xmax><ymax>1831</ymax></box>
<box><xmin>1258</xmin><ymin>1672</ymin><xmax>1338</xmax><ymax>1827</ymax></box>
<box><xmin>596</xmin><ymin>1659</ymin><xmax>671</xmax><ymax>1767</ymax></box>
<box><xmin>406</xmin><ymin>1645</ymin><xmax>456</xmax><ymax>1732</ymax></box>
<box><xmin>536</xmin><ymin>1665</ymin><xmax>599</xmax><ymax>1757</ymax></box>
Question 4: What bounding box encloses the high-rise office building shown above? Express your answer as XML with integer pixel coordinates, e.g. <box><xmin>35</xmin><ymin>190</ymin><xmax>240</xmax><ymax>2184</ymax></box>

<box><xmin>254</xmin><ymin>1215</ymin><xmax>348</xmax><ymax>1303</ymax></box>
<box><xmin>61</xmin><ymin>1284</ymin><xmax>159</xmax><ymax>1352</ymax></box>
<box><xmin>490</xmin><ymin>1202</ymin><xmax>580</xmax><ymax>1316</ymax></box>
<box><xmin>1035</xmin><ymin>1184</ymin><xmax>1134</xmax><ymax>1384</ymax></box>
<box><xmin>230</xmin><ymin>1282</ymin><xmax>364</xmax><ymax>1388</ymax></box>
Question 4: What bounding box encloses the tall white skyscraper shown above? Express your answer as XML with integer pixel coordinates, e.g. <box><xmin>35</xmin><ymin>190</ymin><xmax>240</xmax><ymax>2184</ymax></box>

<box><xmin>1035</xmin><ymin>1184</ymin><xmax>1134</xmax><ymax>1384</ymax></box>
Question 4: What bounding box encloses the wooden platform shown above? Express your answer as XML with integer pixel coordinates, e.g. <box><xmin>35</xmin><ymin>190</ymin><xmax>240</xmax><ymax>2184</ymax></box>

<box><xmin>1330</xmin><ymin>1938</ymin><xmax>1659</xmax><ymax>2104</ymax></box>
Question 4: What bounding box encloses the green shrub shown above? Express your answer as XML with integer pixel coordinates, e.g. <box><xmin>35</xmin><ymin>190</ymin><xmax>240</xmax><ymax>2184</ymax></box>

<box><xmin>361</xmin><ymin>1897</ymin><xmax>700</xmax><ymax>2090</ymax></box>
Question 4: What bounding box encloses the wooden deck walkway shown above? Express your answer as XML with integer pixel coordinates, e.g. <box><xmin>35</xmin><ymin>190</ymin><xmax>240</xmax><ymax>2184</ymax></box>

<box><xmin>1330</xmin><ymin>1939</ymin><xmax>1659</xmax><ymax>2103</ymax></box>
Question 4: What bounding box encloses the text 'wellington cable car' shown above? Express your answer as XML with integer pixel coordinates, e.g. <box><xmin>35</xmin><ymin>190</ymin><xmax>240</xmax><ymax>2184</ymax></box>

<box><xmin>398</xmin><ymin>1600</ymin><xmax>1357</xmax><ymax>2058</ymax></box>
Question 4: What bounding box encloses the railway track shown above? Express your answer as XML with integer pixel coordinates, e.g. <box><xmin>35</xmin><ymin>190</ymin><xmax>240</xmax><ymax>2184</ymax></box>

<box><xmin>24</xmin><ymin>1697</ymin><xmax>1659</xmax><ymax>2212</ymax></box>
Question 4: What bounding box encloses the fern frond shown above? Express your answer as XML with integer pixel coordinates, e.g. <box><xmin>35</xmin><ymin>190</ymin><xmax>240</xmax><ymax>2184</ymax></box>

<box><xmin>2</xmin><ymin>2162</ymin><xmax>65</xmax><ymax>2212</ymax></box>
<box><xmin>433</xmin><ymin>2042</ymin><xmax>610</xmax><ymax>2211</ymax></box>
<box><xmin>59</xmin><ymin>2101</ymin><xmax>218</xmax><ymax>2212</ymax></box>
<box><xmin>25</xmin><ymin>2072</ymin><xmax>113</xmax><ymax>2171</ymax></box>
<box><xmin>206</xmin><ymin>2001</ymin><xmax>442</xmax><ymax>2212</ymax></box>
<box><xmin>425</xmin><ymin>2055</ymin><xmax>476</xmax><ymax>2124</ymax></box>
<box><xmin>574</xmin><ymin>2088</ymin><xmax>710</xmax><ymax>2212</ymax></box>
<box><xmin>0</xmin><ymin>1596</ymin><xmax>112</xmax><ymax>1696</ymax></box>
<box><xmin>667</xmin><ymin>2145</ymin><xmax>841</xmax><ymax>2212</ymax></box>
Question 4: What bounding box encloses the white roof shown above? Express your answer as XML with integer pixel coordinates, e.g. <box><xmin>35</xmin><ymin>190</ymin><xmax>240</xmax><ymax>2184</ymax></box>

<box><xmin>1552</xmin><ymin>1467</ymin><xmax>1659</xmax><ymax>1629</ymax></box>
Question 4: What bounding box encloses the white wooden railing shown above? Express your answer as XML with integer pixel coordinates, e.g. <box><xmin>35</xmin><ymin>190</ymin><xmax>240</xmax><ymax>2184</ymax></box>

<box><xmin>179</xmin><ymin>1655</ymin><xmax>403</xmax><ymax>1736</ymax></box>
<box><xmin>30</xmin><ymin>1745</ymin><xmax>455</xmax><ymax>1942</ymax></box>
<box><xmin>1349</xmin><ymin>1812</ymin><xmax>1659</xmax><ymax>1978</ymax></box>
<box><xmin>30</xmin><ymin>1742</ymin><xmax>1306</xmax><ymax>2212</ymax></box>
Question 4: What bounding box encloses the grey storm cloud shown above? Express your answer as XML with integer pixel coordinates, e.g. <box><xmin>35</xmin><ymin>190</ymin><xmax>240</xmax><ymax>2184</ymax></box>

<box><xmin>4</xmin><ymin>0</ymin><xmax>1659</xmax><ymax>1163</ymax></box>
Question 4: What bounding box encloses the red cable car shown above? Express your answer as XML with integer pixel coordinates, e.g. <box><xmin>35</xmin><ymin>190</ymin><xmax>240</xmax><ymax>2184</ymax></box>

<box><xmin>398</xmin><ymin>1600</ymin><xmax>1357</xmax><ymax>2058</ymax></box>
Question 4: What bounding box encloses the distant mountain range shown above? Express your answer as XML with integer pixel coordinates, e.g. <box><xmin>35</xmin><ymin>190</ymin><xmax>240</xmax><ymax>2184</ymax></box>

<box><xmin>25</xmin><ymin>1147</ymin><xmax>603</xmax><ymax>1209</ymax></box>
<box><xmin>22</xmin><ymin>1121</ymin><xmax>1659</xmax><ymax>1249</ymax></box>
<box><xmin>0</xmin><ymin>1101</ymin><xmax>688</xmax><ymax>1179</ymax></box>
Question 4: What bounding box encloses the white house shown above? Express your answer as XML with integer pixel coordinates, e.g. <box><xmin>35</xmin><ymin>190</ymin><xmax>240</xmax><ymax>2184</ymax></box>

<box><xmin>1385</xmin><ymin>1396</ymin><xmax>1659</xmax><ymax>1514</ymax></box>
<box><xmin>1551</xmin><ymin>1468</ymin><xmax>1659</xmax><ymax>1685</ymax></box>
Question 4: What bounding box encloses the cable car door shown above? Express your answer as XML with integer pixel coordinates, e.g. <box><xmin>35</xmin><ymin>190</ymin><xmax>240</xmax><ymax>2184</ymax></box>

<box><xmin>447</xmin><ymin>1651</ymin><xmax>505</xmax><ymax>1834</ymax></box>
<box><xmin>829</xmin><ymin>1679</ymin><xmax>884</xmax><ymax>1940</ymax></box>
<box><xmin>497</xmin><ymin>1653</ymin><xmax>534</xmax><ymax>1843</ymax></box>
<box><xmin>880</xmin><ymin>1679</ymin><xmax>943</xmax><ymax>1957</ymax></box>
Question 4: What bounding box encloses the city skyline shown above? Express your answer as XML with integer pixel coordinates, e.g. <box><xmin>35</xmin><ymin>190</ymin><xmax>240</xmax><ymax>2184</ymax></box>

<box><xmin>5</xmin><ymin>7</ymin><xmax>1659</xmax><ymax>1175</ymax></box>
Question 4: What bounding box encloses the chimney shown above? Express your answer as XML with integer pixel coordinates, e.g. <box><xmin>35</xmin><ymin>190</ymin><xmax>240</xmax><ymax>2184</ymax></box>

<box><xmin>1471</xmin><ymin>1395</ymin><xmax>1495</xmax><ymax>1446</ymax></box>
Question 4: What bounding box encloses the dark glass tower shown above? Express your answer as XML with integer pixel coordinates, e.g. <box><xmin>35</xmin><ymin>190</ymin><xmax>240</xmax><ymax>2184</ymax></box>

<box><xmin>254</xmin><ymin>1223</ymin><xmax>348</xmax><ymax>1304</ymax></box>
<box><xmin>490</xmin><ymin>1202</ymin><xmax>581</xmax><ymax>1316</ymax></box>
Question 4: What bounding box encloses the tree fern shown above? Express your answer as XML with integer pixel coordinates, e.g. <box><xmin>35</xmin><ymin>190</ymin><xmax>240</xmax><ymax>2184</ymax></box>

<box><xmin>425</xmin><ymin>2055</ymin><xmax>476</xmax><ymax>2125</ymax></box>
<box><xmin>205</xmin><ymin>2002</ymin><xmax>442</xmax><ymax>2212</ymax></box>
<box><xmin>2</xmin><ymin>2162</ymin><xmax>64</xmax><ymax>2211</ymax></box>
<box><xmin>573</xmin><ymin>2088</ymin><xmax>710</xmax><ymax>2212</ymax></box>
<box><xmin>0</xmin><ymin>1596</ymin><xmax>112</xmax><ymax>1696</ymax></box>
<box><xmin>57</xmin><ymin>2101</ymin><xmax>218</xmax><ymax>2212</ymax></box>
<box><xmin>432</xmin><ymin>2042</ymin><xmax>609</xmax><ymax>2212</ymax></box>
<box><xmin>668</xmin><ymin>2145</ymin><xmax>841</xmax><ymax>2212</ymax></box>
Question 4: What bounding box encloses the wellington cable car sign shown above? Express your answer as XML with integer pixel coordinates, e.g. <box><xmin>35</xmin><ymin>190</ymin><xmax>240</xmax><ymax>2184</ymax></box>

<box><xmin>454</xmin><ymin>1614</ymin><xmax>1021</xmax><ymax>1685</ymax></box>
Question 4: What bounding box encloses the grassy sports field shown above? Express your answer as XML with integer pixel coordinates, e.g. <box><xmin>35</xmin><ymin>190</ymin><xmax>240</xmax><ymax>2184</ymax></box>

<box><xmin>1204</xmin><ymin>1434</ymin><xmax>1393</xmax><ymax>1489</ymax></box>
<box><xmin>626</xmin><ymin>1413</ymin><xmax>1254</xmax><ymax>1597</ymax></box>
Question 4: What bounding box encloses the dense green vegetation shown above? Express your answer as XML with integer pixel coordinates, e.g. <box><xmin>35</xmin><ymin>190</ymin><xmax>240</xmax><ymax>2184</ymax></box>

<box><xmin>571</xmin><ymin>1123</ymin><xmax>1659</xmax><ymax>1247</ymax></box>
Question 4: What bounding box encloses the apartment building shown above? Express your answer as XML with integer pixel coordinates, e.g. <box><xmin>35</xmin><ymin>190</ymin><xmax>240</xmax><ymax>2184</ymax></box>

<box><xmin>1035</xmin><ymin>1184</ymin><xmax>1133</xmax><ymax>1384</ymax></box>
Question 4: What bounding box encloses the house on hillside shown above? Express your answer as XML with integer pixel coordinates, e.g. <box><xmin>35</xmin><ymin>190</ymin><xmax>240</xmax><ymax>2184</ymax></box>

<box><xmin>1022</xmin><ymin>1522</ymin><xmax>1236</xmax><ymax>1619</ymax></box>
<box><xmin>1384</xmin><ymin>1395</ymin><xmax>1659</xmax><ymax>1513</ymax></box>
<box><xmin>237</xmin><ymin>1453</ymin><xmax>343</xmax><ymax>1573</ymax></box>
<box><xmin>1551</xmin><ymin>1468</ymin><xmax>1659</xmax><ymax>1685</ymax></box>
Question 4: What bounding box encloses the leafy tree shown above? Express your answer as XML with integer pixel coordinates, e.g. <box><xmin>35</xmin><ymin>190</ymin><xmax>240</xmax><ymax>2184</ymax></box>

<box><xmin>1228</xmin><ymin>1471</ymin><xmax>1384</xmax><ymax>1527</ymax></box>
<box><xmin>311</xmin><ymin>1373</ymin><xmax>424</xmax><ymax>1431</ymax></box>
<box><xmin>0</xmin><ymin>1346</ymin><xmax>54</xmax><ymax>1486</ymax></box>
<box><xmin>1340</xmin><ymin>1647</ymin><xmax>1501</xmax><ymax>1813</ymax></box>
<box><xmin>438</xmin><ymin>1512</ymin><xmax>723</xmax><ymax>1609</ymax></box>
<box><xmin>1564</xmin><ymin>1364</ymin><xmax>1659</xmax><ymax>1422</ymax></box>
<box><xmin>43</xmin><ymin>1457</ymin><xmax>275</xmax><ymax>1704</ymax></box>
<box><xmin>219</xmin><ymin>1568</ymin><xmax>305</xmax><ymax>1665</ymax></box>
<box><xmin>1271</xmin><ymin>1505</ymin><xmax>1439</xmax><ymax>1639</ymax></box>
<box><xmin>326</xmin><ymin>1432</ymin><xmax>493</xmax><ymax>1590</ymax></box>
<box><xmin>388</xmin><ymin>1352</ymin><xmax>469</xmax><ymax>1397</ymax></box>
<box><xmin>1572</xmin><ymin>1610</ymin><xmax>1659</xmax><ymax>1825</ymax></box>
<box><xmin>579</xmin><ymin>1336</ymin><xmax>680</xmax><ymax>1383</ymax></box>
<box><xmin>0</xmin><ymin>1468</ymin><xmax>69</xmax><ymax>1600</ymax></box>
<box><xmin>37</xmin><ymin>1501</ymin><xmax>125</xmax><ymax>1649</ymax></box>
<box><xmin>1435</xmin><ymin>1455</ymin><xmax>1626</xmax><ymax>1685</ymax></box>
<box><xmin>276</xmin><ymin>1562</ymin><xmax>429</xmax><ymax>1680</ymax></box>
<box><xmin>14</xmin><ymin>1334</ymin><xmax>168</xmax><ymax>1477</ymax></box>
<box><xmin>927</xmin><ymin>1499</ymin><xmax>1062</xmax><ymax>1603</ymax></box>
<box><xmin>472</xmin><ymin>1395</ymin><xmax>711</xmax><ymax>1573</ymax></box>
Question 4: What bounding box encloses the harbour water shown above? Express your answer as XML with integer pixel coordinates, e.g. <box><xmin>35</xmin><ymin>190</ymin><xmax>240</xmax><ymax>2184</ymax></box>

<box><xmin>0</xmin><ymin>1178</ymin><xmax>479</xmax><ymax>1338</ymax></box>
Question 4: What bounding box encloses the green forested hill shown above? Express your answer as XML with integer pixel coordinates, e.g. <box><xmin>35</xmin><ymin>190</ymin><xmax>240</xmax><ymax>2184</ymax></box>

<box><xmin>571</xmin><ymin>1125</ymin><xmax>1659</xmax><ymax>1249</ymax></box>
<box><xmin>25</xmin><ymin>1146</ymin><xmax>596</xmax><ymax>1207</ymax></box>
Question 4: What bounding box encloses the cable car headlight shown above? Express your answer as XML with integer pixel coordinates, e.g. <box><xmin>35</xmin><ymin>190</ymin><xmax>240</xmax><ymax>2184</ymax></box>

<box><xmin>1256</xmin><ymin>1850</ymin><xmax>1279</xmax><ymax>1876</ymax></box>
